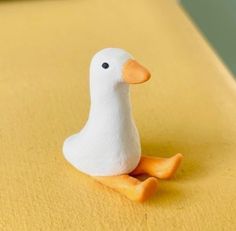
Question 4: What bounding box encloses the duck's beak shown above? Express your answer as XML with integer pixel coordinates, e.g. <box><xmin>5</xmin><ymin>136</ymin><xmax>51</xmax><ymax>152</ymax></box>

<box><xmin>123</xmin><ymin>59</ymin><xmax>151</xmax><ymax>84</ymax></box>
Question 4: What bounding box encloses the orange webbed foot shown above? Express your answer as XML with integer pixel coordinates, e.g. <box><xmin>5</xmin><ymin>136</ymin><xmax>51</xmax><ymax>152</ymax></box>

<box><xmin>131</xmin><ymin>153</ymin><xmax>183</xmax><ymax>179</ymax></box>
<box><xmin>94</xmin><ymin>174</ymin><xmax>158</xmax><ymax>202</ymax></box>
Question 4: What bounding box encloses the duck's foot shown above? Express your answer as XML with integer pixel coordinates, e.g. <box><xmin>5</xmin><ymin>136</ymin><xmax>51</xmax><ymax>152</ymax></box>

<box><xmin>94</xmin><ymin>174</ymin><xmax>158</xmax><ymax>202</ymax></box>
<box><xmin>131</xmin><ymin>153</ymin><xmax>183</xmax><ymax>179</ymax></box>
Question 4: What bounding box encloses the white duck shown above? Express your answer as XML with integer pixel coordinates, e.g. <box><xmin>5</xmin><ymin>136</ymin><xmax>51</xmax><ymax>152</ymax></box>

<box><xmin>63</xmin><ymin>48</ymin><xmax>183</xmax><ymax>202</ymax></box>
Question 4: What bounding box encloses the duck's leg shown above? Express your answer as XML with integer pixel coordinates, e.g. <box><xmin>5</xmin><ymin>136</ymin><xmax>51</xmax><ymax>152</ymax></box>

<box><xmin>131</xmin><ymin>153</ymin><xmax>183</xmax><ymax>179</ymax></box>
<box><xmin>94</xmin><ymin>174</ymin><xmax>158</xmax><ymax>202</ymax></box>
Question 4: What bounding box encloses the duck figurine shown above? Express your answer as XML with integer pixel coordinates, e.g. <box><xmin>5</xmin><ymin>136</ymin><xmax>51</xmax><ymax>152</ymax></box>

<box><xmin>63</xmin><ymin>48</ymin><xmax>183</xmax><ymax>202</ymax></box>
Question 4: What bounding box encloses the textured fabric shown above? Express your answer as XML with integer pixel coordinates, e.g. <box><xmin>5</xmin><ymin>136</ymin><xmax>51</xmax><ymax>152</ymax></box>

<box><xmin>0</xmin><ymin>0</ymin><xmax>236</xmax><ymax>230</ymax></box>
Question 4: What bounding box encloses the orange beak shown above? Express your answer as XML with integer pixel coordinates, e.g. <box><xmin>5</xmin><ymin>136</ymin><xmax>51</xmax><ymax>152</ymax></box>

<box><xmin>123</xmin><ymin>59</ymin><xmax>151</xmax><ymax>84</ymax></box>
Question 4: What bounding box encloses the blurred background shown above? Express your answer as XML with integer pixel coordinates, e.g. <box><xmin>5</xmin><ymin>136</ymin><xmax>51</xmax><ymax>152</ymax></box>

<box><xmin>181</xmin><ymin>0</ymin><xmax>236</xmax><ymax>77</ymax></box>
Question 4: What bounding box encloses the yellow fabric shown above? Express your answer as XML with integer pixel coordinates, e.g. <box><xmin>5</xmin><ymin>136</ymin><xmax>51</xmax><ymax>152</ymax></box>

<box><xmin>0</xmin><ymin>0</ymin><xmax>236</xmax><ymax>230</ymax></box>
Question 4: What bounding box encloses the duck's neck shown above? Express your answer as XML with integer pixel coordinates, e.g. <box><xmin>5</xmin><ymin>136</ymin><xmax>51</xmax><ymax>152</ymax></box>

<box><xmin>88</xmin><ymin>84</ymin><xmax>133</xmax><ymax>125</ymax></box>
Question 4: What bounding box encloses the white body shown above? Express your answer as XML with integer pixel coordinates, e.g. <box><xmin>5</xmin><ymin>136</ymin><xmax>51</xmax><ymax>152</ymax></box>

<box><xmin>63</xmin><ymin>48</ymin><xmax>141</xmax><ymax>176</ymax></box>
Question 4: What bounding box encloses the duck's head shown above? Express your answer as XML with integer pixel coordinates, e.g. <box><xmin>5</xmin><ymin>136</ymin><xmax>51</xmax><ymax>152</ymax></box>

<box><xmin>90</xmin><ymin>48</ymin><xmax>151</xmax><ymax>90</ymax></box>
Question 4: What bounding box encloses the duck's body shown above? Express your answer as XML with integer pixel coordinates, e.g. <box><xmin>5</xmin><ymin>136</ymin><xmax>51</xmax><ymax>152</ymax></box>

<box><xmin>63</xmin><ymin>83</ymin><xmax>141</xmax><ymax>176</ymax></box>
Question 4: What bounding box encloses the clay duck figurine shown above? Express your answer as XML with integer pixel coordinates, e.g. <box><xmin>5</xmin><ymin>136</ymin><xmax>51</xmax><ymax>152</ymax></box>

<box><xmin>63</xmin><ymin>48</ymin><xmax>183</xmax><ymax>202</ymax></box>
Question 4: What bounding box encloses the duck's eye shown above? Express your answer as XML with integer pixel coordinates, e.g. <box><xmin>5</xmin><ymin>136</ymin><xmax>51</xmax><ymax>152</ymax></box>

<box><xmin>102</xmin><ymin>62</ymin><xmax>109</xmax><ymax>69</ymax></box>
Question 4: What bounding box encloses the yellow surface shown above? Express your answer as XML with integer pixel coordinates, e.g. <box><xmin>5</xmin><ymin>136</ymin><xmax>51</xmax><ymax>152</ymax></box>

<box><xmin>0</xmin><ymin>0</ymin><xmax>236</xmax><ymax>230</ymax></box>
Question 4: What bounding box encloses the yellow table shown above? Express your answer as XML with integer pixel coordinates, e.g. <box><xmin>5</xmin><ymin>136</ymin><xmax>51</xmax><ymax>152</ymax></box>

<box><xmin>0</xmin><ymin>0</ymin><xmax>236</xmax><ymax>230</ymax></box>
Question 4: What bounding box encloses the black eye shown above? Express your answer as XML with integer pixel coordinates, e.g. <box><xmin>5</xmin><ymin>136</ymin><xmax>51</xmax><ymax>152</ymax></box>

<box><xmin>102</xmin><ymin>62</ymin><xmax>109</xmax><ymax>69</ymax></box>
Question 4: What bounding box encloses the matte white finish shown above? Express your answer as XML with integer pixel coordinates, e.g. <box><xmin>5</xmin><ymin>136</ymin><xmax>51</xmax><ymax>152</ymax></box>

<box><xmin>63</xmin><ymin>48</ymin><xmax>141</xmax><ymax>176</ymax></box>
